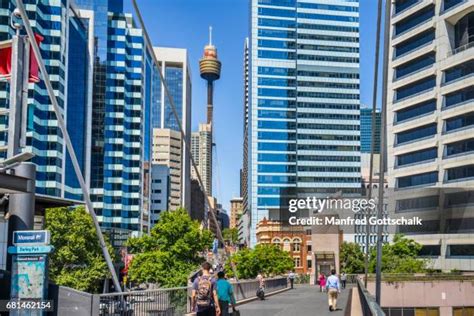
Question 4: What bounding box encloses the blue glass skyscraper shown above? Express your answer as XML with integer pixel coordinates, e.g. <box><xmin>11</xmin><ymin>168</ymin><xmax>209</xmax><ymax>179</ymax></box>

<box><xmin>360</xmin><ymin>107</ymin><xmax>381</xmax><ymax>154</ymax></box>
<box><xmin>0</xmin><ymin>0</ymin><xmax>91</xmax><ymax>199</ymax></box>
<box><xmin>246</xmin><ymin>0</ymin><xmax>361</xmax><ymax>246</ymax></box>
<box><xmin>75</xmin><ymin>0</ymin><xmax>158</xmax><ymax>234</ymax></box>
<box><xmin>0</xmin><ymin>0</ymin><xmax>157</xmax><ymax>237</ymax></box>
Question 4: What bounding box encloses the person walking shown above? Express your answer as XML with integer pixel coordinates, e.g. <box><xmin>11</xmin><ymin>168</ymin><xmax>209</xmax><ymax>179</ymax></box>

<box><xmin>326</xmin><ymin>269</ymin><xmax>341</xmax><ymax>312</ymax></box>
<box><xmin>340</xmin><ymin>272</ymin><xmax>347</xmax><ymax>289</ymax></box>
<box><xmin>288</xmin><ymin>270</ymin><xmax>296</xmax><ymax>289</ymax></box>
<box><xmin>216</xmin><ymin>271</ymin><xmax>237</xmax><ymax>316</ymax></box>
<box><xmin>318</xmin><ymin>273</ymin><xmax>326</xmax><ymax>293</ymax></box>
<box><xmin>192</xmin><ymin>261</ymin><xmax>221</xmax><ymax>316</ymax></box>
<box><xmin>256</xmin><ymin>272</ymin><xmax>265</xmax><ymax>300</ymax></box>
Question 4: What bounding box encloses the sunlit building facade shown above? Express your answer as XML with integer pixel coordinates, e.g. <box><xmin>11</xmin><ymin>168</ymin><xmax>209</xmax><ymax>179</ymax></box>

<box><xmin>247</xmin><ymin>0</ymin><xmax>361</xmax><ymax>246</ymax></box>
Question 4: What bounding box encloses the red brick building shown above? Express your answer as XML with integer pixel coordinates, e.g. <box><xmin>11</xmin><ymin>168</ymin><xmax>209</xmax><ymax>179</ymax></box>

<box><xmin>256</xmin><ymin>218</ymin><xmax>312</xmax><ymax>274</ymax></box>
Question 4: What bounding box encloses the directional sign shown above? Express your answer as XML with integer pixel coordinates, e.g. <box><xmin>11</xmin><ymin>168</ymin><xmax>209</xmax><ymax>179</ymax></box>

<box><xmin>8</xmin><ymin>245</ymin><xmax>53</xmax><ymax>255</ymax></box>
<box><xmin>13</xmin><ymin>230</ymin><xmax>50</xmax><ymax>246</ymax></box>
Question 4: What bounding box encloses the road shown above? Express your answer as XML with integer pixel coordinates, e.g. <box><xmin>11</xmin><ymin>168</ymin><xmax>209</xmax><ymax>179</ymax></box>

<box><xmin>237</xmin><ymin>284</ymin><xmax>352</xmax><ymax>316</ymax></box>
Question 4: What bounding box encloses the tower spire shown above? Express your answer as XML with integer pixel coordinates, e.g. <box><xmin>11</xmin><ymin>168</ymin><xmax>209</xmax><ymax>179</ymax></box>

<box><xmin>209</xmin><ymin>26</ymin><xmax>212</xmax><ymax>46</ymax></box>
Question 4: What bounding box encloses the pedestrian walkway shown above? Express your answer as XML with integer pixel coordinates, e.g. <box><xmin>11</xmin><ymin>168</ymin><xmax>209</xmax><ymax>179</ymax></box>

<box><xmin>238</xmin><ymin>284</ymin><xmax>352</xmax><ymax>316</ymax></box>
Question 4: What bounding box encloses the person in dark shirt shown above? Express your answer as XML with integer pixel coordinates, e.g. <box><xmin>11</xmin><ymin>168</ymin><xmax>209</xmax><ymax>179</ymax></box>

<box><xmin>192</xmin><ymin>262</ymin><xmax>221</xmax><ymax>316</ymax></box>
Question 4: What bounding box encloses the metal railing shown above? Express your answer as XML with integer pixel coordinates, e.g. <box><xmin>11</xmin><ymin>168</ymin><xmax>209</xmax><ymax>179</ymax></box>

<box><xmin>231</xmin><ymin>277</ymin><xmax>288</xmax><ymax>302</ymax></box>
<box><xmin>97</xmin><ymin>277</ymin><xmax>288</xmax><ymax>315</ymax></box>
<box><xmin>98</xmin><ymin>287</ymin><xmax>189</xmax><ymax>316</ymax></box>
<box><xmin>356</xmin><ymin>278</ymin><xmax>386</xmax><ymax>316</ymax></box>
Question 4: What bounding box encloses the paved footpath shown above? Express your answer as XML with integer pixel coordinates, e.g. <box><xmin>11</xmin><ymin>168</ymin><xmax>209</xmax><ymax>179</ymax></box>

<box><xmin>237</xmin><ymin>284</ymin><xmax>352</xmax><ymax>316</ymax></box>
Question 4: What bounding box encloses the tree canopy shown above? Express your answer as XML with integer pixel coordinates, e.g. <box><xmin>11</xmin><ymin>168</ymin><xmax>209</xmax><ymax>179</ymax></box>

<box><xmin>126</xmin><ymin>208</ymin><xmax>213</xmax><ymax>287</ymax></box>
<box><xmin>45</xmin><ymin>206</ymin><xmax>112</xmax><ymax>293</ymax></box>
<box><xmin>340</xmin><ymin>241</ymin><xmax>365</xmax><ymax>274</ymax></box>
<box><xmin>368</xmin><ymin>234</ymin><xmax>426</xmax><ymax>273</ymax></box>
<box><xmin>226</xmin><ymin>244</ymin><xmax>294</xmax><ymax>279</ymax></box>
<box><xmin>222</xmin><ymin>227</ymin><xmax>239</xmax><ymax>245</ymax></box>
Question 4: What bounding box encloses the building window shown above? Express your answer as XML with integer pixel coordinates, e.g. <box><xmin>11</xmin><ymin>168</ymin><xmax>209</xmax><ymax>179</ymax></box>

<box><xmin>444</xmin><ymin>86</ymin><xmax>474</xmax><ymax>108</ymax></box>
<box><xmin>395</xmin><ymin>52</ymin><xmax>435</xmax><ymax>79</ymax></box>
<box><xmin>292</xmin><ymin>238</ymin><xmax>301</xmax><ymax>252</ymax></box>
<box><xmin>453</xmin><ymin>307</ymin><xmax>474</xmax><ymax>316</ymax></box>
<box><xmin>397</xmin><ymin>171</ymin><xmax>438</xmax><ymax>188</ymax></box>
<box><xmin>294</xmin><ymin>257</ymin><xmax>301</xmax><ymax>267</ymax></box>
<box><xmin>454</xmin><ymin>12</ymin><xmax>474</xmax><ymax>51</ymax></box>
<box><xmin>397</xmin><ymin>147</ymin><xmax>437</xmax><ymax>166</ymax></box>
<box><xmin>307</xmin><ymin>260</ymin><xmax>312</xmax><ymax>269</ymax></box>
<box><xmin>394</xmin><ymin>5</ymin><xmax>434</xmax><ymax>36</ymax></box>
<box><xmin>396</xmin><ymin>123</ymin><xmax>437</xmax><ymax>145</ymax></box>
<box><xmin>272</xmin><ymin>238</ymin><xmax>281</xmax><ymax>248</ymax></box>
<box><xmin>396</xmin><ymin>99</ymin><xmax>436</xmax><ymax>123</ymax></box>
<box><xmin>445</xmin><ymin>138</ymin><xmax>474</xmax><ymax>157</ymax></box>
<box><xmin>395</xmin><ymin>75</ymin><xmax>436</xmax><ymax>101</ymax></box>
<box><xmin>418</xmin><ymin>245</ymin><xmax>441</xmax><ymax>257</ymax></box>
<box><xmin>283</xmin><ymin>238</ymin><xmax>291</xmax><ymax>251</ymax></box>
<box><xmin>307</xmin><ymin>245</ymin><xmax>312</xmax><ymax>252</ymax></box>
<box><xmin>444</xmin><ymin>59</ymin><xmax>474</xmax><ymax>84</ymax></box>
<box><xmin>395</xmin><ymin>29</ymin><xmax>435</xmax><ymax>58</ymax></box>
<box><xmin>445</xmin><ymin>112</ymin><xmax>474</xmax><ymax>133</ymax></box>
<box><xmin>446</xmin><ymin>165</ymin><xmax>474</xmax><ymax>181</ymax></box>
<box><xmin>382</xmin><ymin>307</ymin><xmax>439</xmax><ymax>316</ymax></box>
<box><xmin>447</xmin><ymin>244</ymin><xmax>474</xmax><ymax>257</ymax></box>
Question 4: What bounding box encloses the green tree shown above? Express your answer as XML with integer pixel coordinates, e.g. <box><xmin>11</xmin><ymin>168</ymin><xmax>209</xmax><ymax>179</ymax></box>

<box><xmin>227</xmin><ymin>244</ymin><xmax>294</xmax><ymax>279</ymax></box>
<box><xmin>340</xmin><ymin>242</ymin><xmax>365</xmax><ymax>273</ymax></box>
<box><xmin>223</xmin><ymin>228</ymin><xmax>239</xmax><ymax>245</ymax></box>
<box><xmin>45</xmin><ymin>206</ymin><xmax>113</xmax><ymax>293</ymax></box>
<box><xmin>126</xmin><ymin>208</ymin><xmax>213</xmax><ymax>287</ymax></box>
<box><xmin>369</xmin><ymin>234</ymin><xmax>426</xmax><ymax>273</ymax></box>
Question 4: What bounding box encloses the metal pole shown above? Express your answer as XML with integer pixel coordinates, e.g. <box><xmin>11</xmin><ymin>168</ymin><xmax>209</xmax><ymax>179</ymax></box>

<box><xmin>375</xmin><ymin>0</ymin><xmax>392</xmax><ymax>305</ymax></box>
<box><xmin>6</xmin><ymin>35</ymin><xmax>26</xmax><ymax>158</ymax></box>
<box><xmin>6</xmin><ymin>162</ymin><xmax>36</xmax><ymax>271</ymax></box>
<box><xmin>14</xmin><ymin>0</ymin><xmax>123</xmax><ymax>293</ymax></box>
<box><xmin>365</xmin><ymin>0</ymin><xmax>383</xmax><ymax>288</ymax></box>
<box><xmin>5</xmin><ymin>26</ymin><xmax>37</xmax><ymax>271</ymax></box>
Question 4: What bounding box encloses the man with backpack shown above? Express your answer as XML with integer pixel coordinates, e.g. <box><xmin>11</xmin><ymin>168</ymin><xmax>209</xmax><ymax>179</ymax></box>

<box><xmin>192</xmin><ymin>261</ymin><xmax>221</xmax><ymax>316</ymax></box>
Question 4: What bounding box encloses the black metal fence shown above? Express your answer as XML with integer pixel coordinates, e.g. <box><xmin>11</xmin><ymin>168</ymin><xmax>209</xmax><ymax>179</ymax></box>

<box><xmin>356</xmin><ymin>278</ymin><xmax>385</xmax><ymax>316</ymax></box>
<box><xmin>97</xmin><ymin>277</ymin><xmax>288</xmax><ymax>315</ymax></box>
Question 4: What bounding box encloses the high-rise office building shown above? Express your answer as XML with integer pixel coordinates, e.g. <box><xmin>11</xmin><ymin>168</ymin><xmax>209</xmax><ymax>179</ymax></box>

<box><xmin>191</xmin><ymin>123</ymin><xmax>212</xmax><ymax>195</ymax></box>
<box><xmin>241</xmin><ymin>38</ymin><xmax>250</xmax><ymax>245</ymax></box>
<box><xmin>386</xmin><ymin>0</ymin><xmax>474</xmax><ymax>270</ymax></box>
<box><xmin>152</xmin><ymin>128</ymin><xmax>183</xmax><ymax>211</ymax></box>
<box><xmin>360</xmin><ymin>107</ymin><xmax>381</xmax><ymax>153</ymax></box>
<box><xmin>0</xmin><ymin>0</ymin><xmax>158</xmax><ymax>236</ymax></box>
<box><xmin>152</xmin><ymin>47</ymin><xmax>192</xmax><ymax>212</ymax></box>
<box><xmin>76</xmin><ymin>0</ymin><xmax>157</xmax><ymax>234</ymax></box>
<box><xmin>246</xmin><ymin>0</ymin><xmax>361</xmax><ymax>246</ymax></box>
<box><xmin>0</xmin><ymin>0</ymin><xmax>92</xmax><ymax>200</ymax></box>
<box><xmin>230</xmin><ymin>197</ymin><xmax>243</xmax><ymax>229</ymax></box>
<box><xmin>150</xmin><ymin>164</ymin><xmax>170</xmax><ymax>227</ymax></box>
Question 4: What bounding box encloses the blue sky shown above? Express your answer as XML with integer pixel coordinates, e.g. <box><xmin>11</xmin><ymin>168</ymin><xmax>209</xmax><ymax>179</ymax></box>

<box><xmin>130</xmin><ymin>0</ymin><xmax>381</xmax><ymax>211</ymax></box>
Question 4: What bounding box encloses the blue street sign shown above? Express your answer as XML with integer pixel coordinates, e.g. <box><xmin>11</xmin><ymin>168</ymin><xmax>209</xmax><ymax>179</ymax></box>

<box><xmin>8</xmin><ymin>245</ymin><xmax>53</xmax><ymax>255</ymax></box>
<box><xmin>13</xmin><ymin>230</ymin><xmax>50</xmax><ymax>246</ymax></box>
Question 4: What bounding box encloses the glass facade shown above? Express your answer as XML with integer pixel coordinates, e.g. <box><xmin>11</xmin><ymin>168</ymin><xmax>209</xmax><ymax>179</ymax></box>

<box><xmin>65</xmin><ymin>11</ymin><xmax>90</xmax><ymax>200</ymax></box>
<box><xmin>248</xmin><ymin>0</ymin><xmax>360</xmax><ymax>246</ymax></box>
<box><xmin>0</xmin><ymin>0</ymin><xmax>158</xmax><ymax>234</ymax></box>
<box><xmin>0</xmin><ymin>0</ymin><xmax>82</xmax><ymax>198</ymax></box>
<box><xmin>360</xmin><ymin>108</ymin><xmax>381</xmax><ymax>153</ymax></box>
